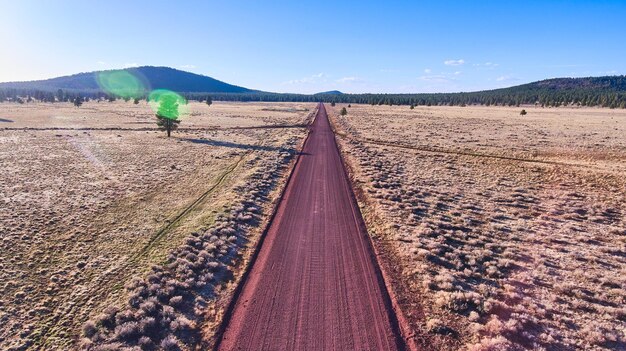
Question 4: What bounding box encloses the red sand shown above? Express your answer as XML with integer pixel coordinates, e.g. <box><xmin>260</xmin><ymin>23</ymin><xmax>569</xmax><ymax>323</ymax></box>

<box><xmin>216</xmin><ymin>104</ymin><xmax>403</xmax><ymax>350</ymax></box>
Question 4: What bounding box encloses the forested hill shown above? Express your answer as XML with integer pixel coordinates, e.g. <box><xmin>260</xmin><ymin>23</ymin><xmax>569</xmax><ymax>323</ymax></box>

<box><xmin>0</xmin><ymin>66</ymin><xmax>252</xmax><ymax>94</ymax></box>
<box><xmin>197</xmin><ymin>76</ymin><xmax>626</xmax><ymax>108</ymax></box>
<box><xmin>1</xmin><ymin>70</ymin><xmax>625</xmax><ymax>108</ymax></box>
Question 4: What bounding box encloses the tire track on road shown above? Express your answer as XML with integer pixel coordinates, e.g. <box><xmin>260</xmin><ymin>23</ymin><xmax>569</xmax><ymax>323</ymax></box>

<box><xmin>214</xmin><ymin>104</ymin><xmax>406</xmax><ymax>351</ymax></box>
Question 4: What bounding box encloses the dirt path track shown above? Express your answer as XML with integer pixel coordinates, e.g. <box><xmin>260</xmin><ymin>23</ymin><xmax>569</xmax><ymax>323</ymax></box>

<box><xmin>216</xmin><ymin>104</ymin><xmax>404</xmax><ymax>350</ymax></box>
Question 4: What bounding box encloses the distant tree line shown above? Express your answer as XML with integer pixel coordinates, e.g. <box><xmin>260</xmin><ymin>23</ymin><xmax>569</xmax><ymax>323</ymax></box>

<box><xmin>2</xmin><ymin>76</ymin><xmax>626</xmax><ymax>108</ymax></box>
<box><xmin>0</xmin><ymin>88</ymin><xmax>117</xmax><ymax>103</ymax></box>
<box><xmin>182</xmin><ymin>89</ymin><xmax>626</xmax><ymax>108</ymax></box>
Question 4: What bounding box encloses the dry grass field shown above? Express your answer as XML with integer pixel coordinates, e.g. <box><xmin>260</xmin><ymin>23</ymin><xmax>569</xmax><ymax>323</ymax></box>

<box><xmin>330</xmin><ymin>104</ymin><xmax>626</xmax><ymax>350</ymax></box>
<box><xmin>0</xmin><ymin>101</ymin><xmax>312</xmax><ymax>350</ymax></box>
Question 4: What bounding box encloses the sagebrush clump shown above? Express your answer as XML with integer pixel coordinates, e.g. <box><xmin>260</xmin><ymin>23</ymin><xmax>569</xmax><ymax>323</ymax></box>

<box><xmin>81</xmin><ymin>143</ymin><xmax>299</xmax><ymax>350</ymax></box>
<box><xmin>333</xmin><ymin>105</ymin><xmax>626</xmax><ymax>350</ymax></box>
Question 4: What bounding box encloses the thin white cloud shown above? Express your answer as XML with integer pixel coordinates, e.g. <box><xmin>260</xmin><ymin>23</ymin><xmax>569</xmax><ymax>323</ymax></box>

<box><xmin>444</xmin><ymin>59</ymin><xmax>465</xmax><ymax>66</ymax></box>
<box><xmin>473</xmin><ymin>62</ymin><xmax>499</xmax><ymax>67</ymax></box>
<box><xmin>419</xmin><ymin>74</ymin><xmax>450</xmax><ymax>83</ymax></box>
<box><xmin>496</xmin><ymin>75</ymin><xmax>519</xmax><ymax>82</ymax></box>
<box><xmin>336</xmin><ymin>76</ymin><xmax>362</xmax><ymax>83</ymax></box>
<box><xmin>424</xmin><ymin>68</ymin><xmax>432</xmax><ymax>74</ymax></box>
<box><xmin>546</xmin><ymin>64</ymin><xmax>586</xmax><ymax>68</ymax></box>
<box><xmin>419</xmin><ymin>70</ymin><xmax>461</xmax><ymax>83</ymax></box>
<box><xmin>123</xmin><ymin>63</ymin><xmax>140</xmax><ymax>68</ymax></box>
<box><xmin>283</xmin><ymin>73</ymin><xmax>328</xmax><ymax>85</ymax></box>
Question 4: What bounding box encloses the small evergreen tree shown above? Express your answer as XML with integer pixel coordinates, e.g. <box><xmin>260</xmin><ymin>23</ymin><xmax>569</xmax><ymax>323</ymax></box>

<box><xmin>340</xmin><ymin>107</ymin><xmax>347</xmax><ymax>116</ymax></box>
<box><xmin>156</xmin><ymin>94</ymin><xmax>181</xmax><ymax>137</ymax></box>
<box><xmin>410</xmin><ymin>104</ymin><xmax>415</xmax><ymax>109</ymax></box>
<box><xmin>133</xmin><ymin>98</ymin><xmax>140</xmax><ymax>104</ymax></box>
<box><xmin>520</xmin><ymin>109</ymin><xmax>527</xmax><ymax>116</ymax></box>
<box><xmin>331</xmin><ymin>102</ymin><xmax>336</xmax><ymax>107</ymax></box>
<box><xmin>73</xmin><ymin>96</ymin><xmax>83</xmax><ymax>107</ymax></box>
<box><xmin>206</xmin><ymin>95</ymin><xmax>212</xmax><ymax>106</ymax></box>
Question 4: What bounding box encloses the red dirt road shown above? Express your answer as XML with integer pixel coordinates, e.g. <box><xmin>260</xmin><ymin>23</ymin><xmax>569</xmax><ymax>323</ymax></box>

<box><xmin>216</xmin><ymin>104</ymin><xmax>404</xmax><ymax>351</ymax></box>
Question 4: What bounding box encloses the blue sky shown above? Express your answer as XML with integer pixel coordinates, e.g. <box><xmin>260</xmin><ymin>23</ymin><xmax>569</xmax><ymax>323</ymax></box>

<box><xmin>1</xmin><ymin>0</ymin><xmax>625</xmax><ymax>93</ymax></box>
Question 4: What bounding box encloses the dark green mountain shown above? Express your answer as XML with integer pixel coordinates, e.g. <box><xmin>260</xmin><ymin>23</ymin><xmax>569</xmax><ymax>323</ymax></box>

<box><xmin>315</xmin><ymin>90</ymin><xmax>343</xmax><ymax>95</ymax></box>
<box><xmin>0</xmin><ymin>66</ymin><xmax>253</xmax><ymax>93</ymax></box>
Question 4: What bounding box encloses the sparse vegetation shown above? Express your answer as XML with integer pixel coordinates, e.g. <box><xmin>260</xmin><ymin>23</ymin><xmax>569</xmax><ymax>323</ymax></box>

<box><xmin>332</xmin><ymin>104</ymin><xmax>626</xmax><ymax>350</ymax></box>
<box><xmin>0</xmin><ymin>101</ymin><xmax>312</xmax><ymax>350</ymax></box>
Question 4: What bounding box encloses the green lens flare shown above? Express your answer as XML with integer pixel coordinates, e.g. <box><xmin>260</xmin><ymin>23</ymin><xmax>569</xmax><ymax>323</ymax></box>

<box><xmin>148</xmin><ymin>89</ymin><xmax>188</xmax><ymax>120</ymax></box>
<box><xmin>96</xmin><ymin>70</ymin><xmax>147</xmax><ymax>98</ymax></box>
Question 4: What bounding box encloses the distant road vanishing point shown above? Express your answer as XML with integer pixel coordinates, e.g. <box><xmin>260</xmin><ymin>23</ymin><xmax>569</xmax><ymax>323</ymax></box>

<box><xmin>216</xmin><ymin>103</ymin><xmax>405</xmax><ymax>351</ymax></box>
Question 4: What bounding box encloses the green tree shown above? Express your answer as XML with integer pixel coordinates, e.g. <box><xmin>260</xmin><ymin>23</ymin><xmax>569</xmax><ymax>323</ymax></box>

<box><xmin>410</xmin><ymin>104</ymin><xmax>415</xmax><ymax>109</ymax></box>
<box><xmin>331</xmin><ymin>101</ymin><xmax>336</xmax><ymax>107</ymax></box>
<box><xmin>133</xmin><ymin>98</ymin><xmax>140</xmax><ymax>104</ymax></box>
<box><xmin>73</xmin><ymin>96</ymin><xmax>83</xmax><ymax>107</ymax></box>
<box><xmin>206</xmin><ymin>95</ymin><xmax>212</xmax><ymax>106</ymax></box>
<box><xmin>340</xmin><ymin>107</ymin><xmax>347</xmax><ymax>116</ymax></box>
<box><xmin>520</xmin><ymin>109</ymin><xmax>527</xmax><ymax>116</ymax></box>
<box><xmin>156</xmin><ymin>94</ymin><xmax>181</xmax><ymax>137</ymax></box>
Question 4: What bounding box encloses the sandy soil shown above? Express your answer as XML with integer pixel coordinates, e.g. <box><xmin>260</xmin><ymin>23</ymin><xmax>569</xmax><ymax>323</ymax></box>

<box><xmin>331</xmin><ymin>104</ymin><xmax>626</xmax><ymax>350</ymax></box>
<box><xmin>0</xmin><ymin>101</ymin><xmax>312</xmax><ymax>350</ymax></box>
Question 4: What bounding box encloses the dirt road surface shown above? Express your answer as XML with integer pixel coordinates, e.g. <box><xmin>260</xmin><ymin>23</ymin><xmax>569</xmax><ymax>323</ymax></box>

<box><xmin>216</xmin><ymin>104</ymin><xmax>404</xmax><ymax>350</ymax></box>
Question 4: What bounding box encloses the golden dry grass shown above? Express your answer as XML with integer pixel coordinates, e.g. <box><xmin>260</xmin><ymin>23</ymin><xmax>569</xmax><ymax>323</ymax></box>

<box><xmin>0</xmin><ymin>101</ymin><xmax>312</xmax><ymax>350</ymax></box>
<box><xmin>331</xmin><ymin>104</ymin><xmax>626</xmax><ymax>350</ymax></box>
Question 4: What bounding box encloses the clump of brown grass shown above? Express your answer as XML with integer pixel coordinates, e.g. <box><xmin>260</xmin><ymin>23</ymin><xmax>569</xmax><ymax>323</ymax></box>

<box><xmin>332</xmin><ymin>104</ymin><xmax>626</xmax><ymax>350</ymax></box>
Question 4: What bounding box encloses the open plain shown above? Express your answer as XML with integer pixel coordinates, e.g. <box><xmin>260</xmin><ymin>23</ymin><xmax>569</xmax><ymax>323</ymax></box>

<box><xmin>2</xmin><ymin>101</ymin><xmax>625</xmax><ymax>351</ymax></box>
<box><xmin>330</xmin><ymin>104</ymin><xmax>626</xmax><ymax>350</ymax></box>
<box><xmin>0</xmin><ymin>101</ymin><xmax>312</xmax><ymax>350</ymax></box>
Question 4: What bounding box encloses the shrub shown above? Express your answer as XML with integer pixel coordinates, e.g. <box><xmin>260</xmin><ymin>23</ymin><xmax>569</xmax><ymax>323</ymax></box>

<box><xmin>82</xmin><ymin>321</ymin><xmax>97</xmax><ymax>338</ymax></box>
<box><xmin>169</xmin><ymin>296</ymin><xmax>183</xmax><ymax>306</ymax></box>
<box><xmin>160</xmin><ymin>335</ymin><xmax>182</xmax><ymax>351</ymax></box>
<box><xmin>426</xmin><ymin>318</ymin><xmax>454</xmax><ymax>335</ymax></box>
<box><xmin>520</xmin><ymin>109</ymin><xmax>527</xmax><ymax>115</ymax></box>
<box><xmin>138</xmin><ymin>336</ymin><xmax>154</xmax><ymax>350</ymax></box>
<box><xmin>114</xmin><ymin>321</ymin><xmax>140</xmax><ymax>341</ymax></box>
